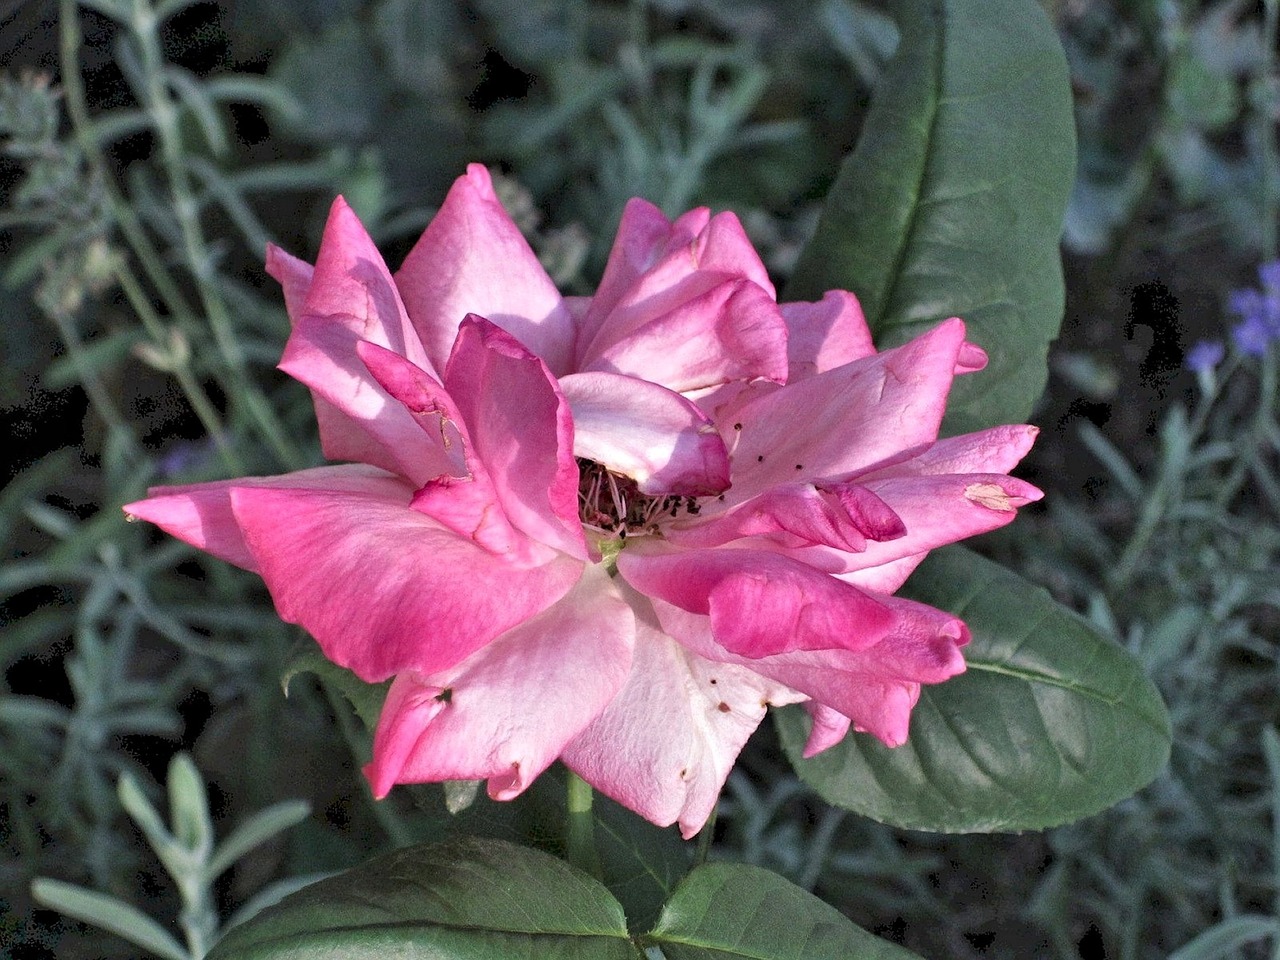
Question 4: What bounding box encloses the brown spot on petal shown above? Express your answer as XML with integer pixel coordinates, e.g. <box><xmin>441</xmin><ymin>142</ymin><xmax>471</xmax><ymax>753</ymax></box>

<box><xmin>965</xmin><ymin>482</ymin><xmax>1014</xmax><ymax>511</ymax></box>
<box><xmin>717</xmin><ymin>702</ymin><xmax>731</xmax><ymax>713</ymax></box>
<box><xmin>435</xmin><ymin>688</ymin><xmax>453</xmax><ymax>703</ymax></box>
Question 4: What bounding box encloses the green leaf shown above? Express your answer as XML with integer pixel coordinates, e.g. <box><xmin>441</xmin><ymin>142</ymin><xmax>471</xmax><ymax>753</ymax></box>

<box><xmin>281</xmin><ymin>644</ymin><xmax>388</xmax><ymax>731</ymax></box>
<box><xmin>776</xmin><ymin>546</ymin><xmax>1172</xmax><ymax>832</ymax></box>
<box><xmin>207</xmin><ymin>837</ymin><xmax>642</xmax><ymax>959</ymax></box>
<box><xmin>644</xmin><ymin>862</ymin><xmax>922</xmax><ymax>959</ymax></box>
<box><xmin>30</xmin><ymin>879</ymin><xmax>188</xmax><ymax>960</ymax></box>
<box><xmin>786</xmin><ymin>0</ymin><xmax>1075</xmax><ymax>433</ymax></box>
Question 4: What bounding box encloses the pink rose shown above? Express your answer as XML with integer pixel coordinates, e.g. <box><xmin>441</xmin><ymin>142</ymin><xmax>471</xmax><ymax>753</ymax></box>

<box><xmin>126</xmin><ymin>165</ymin><xmax>1041</xmax><ymax>837</ymax></box>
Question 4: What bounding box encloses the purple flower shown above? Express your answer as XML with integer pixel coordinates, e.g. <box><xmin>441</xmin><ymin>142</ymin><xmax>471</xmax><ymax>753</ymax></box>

<box><xmin>1185</xmin><ymin>339</ymin><xmax>1225</xmax><ymax>372</ymax></box>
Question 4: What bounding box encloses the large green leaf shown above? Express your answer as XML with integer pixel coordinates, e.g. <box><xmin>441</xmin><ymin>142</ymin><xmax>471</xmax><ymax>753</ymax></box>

<box><xmin>207</xmin><ymin>836</ymin><xmax>641</xmax><ymax>959</ymax></box>
<box><xmin>786</xmin><ymin>0</ymin><xmax>1075</xmax><ymax>433</ymax></box>
<box><xmin>777</xmin><ymin>546</ymin><xmax>1171</xmax><ymax>832</ymax></box>
<box><xmin>644</xmin><ymin>862</ymin><xmax>922</xmax><ymax>959</ymax></box>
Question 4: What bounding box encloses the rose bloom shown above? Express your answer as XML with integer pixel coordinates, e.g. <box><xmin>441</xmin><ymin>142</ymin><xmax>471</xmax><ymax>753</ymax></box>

<box><xmin>126</xmin><ymin>165</ymin><xmax>1041</xmax><ymax>838</ymax></box>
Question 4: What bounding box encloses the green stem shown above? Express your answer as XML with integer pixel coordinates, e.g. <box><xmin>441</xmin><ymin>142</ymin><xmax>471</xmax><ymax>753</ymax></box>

<box><xmin>565</xmin><ymin>770</ymin><xmax>601</xmax><ymax>878</ymax></box>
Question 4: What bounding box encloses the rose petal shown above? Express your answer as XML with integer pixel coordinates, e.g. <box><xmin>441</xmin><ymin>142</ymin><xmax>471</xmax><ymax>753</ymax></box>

<box><xmin>664</xmin><ymin>480</ymin><xmax>904</xmax><ymax>552</ymax></box>
<box><xmin>228</xmin><ymin>483</ymin><xmax>582</xmax><ymax>682</ymax></box>
<box><xmin>780</xmin><ymin>290</ymin><xmax>875</xmax><ymax>381</ymax></box>
<box><xmin>719</xmin><ymin>318</ymin><xmax>972</xmax><ymax>503</ymax></box>
<box><xmin>123</xmin><ymin>465</ymin><xmax>412</xmax><ymax>572</ymax></box>
<box><xmin>563</xmin><ymin>585</ymin><xmax>802</xmax><ymax>839</ymax></box>
<box><xmin>559</xmin><ymin>371</ymin><xmax>729</xmax><ymax>497</ymax></box>
<box><xmin>396</xmin><ymin>164</ymin><xmax>575</xmax><ymax>374</ymax></box>
<box><xmin>619</xmin><ymin>546</ymin><xmax>896</xmax><ymax>658</ymax></box>
<box><xmin>586</xmin><ymin>278</ymin><xmax>789</xmax><ymax>393</ymax></box>
<box><xmin>444</xmin><ymin>317</ymin><xmax>588</xmax><ymax>559</ymax></box>
<box><xmin>365</xmin><ymin>564</ymin><xmax>634</xmax><ymax>800</ymax></box>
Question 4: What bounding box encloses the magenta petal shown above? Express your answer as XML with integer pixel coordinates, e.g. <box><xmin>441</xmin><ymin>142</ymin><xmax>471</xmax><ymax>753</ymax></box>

<box><xmin>801</xmin><ymin>701</ymin><xmax>852</xmax><ymax>757</ymax></box>
<box><xmin>396</xmin><ymin>164</ymin><xmax>575</xmax><ymax>375</ymax></box>
<box><xmin>228</xmin><ymin>484</ymin><xmax>582</xmax><ymax>682</ymax></box>
<box><xmin>587</xmin><ymin>279</ymin><xmax>789</xmax><ymax>393</ymax></box>
<box><xmin>780</xmin><ymin>291</ymin><xmax>875</xmax><ymax>381</ymax></box>
<box><xmin>444</xmin><ymin>317</ymin><xmax>587</xmax><ymax>559</ymax></box>
<box><xmin>123</xmin><ymin>465</ymin><xmax>413</xmax><ymax>572</ymax></box>
<box><xmin>559</xmin><ymin>372</ymin><xmax>729</xmax><ymax>496</ymax></box>
<box><xmin>562</xmin><ymin>587</ymin><xmax>802</xmax><ymax>839</ymax></box>
<box><xmin>365</xmin><ymin>565</ymin><xmax>634</xmax><ymax>800</ymax></box>
<box><xmin>265</xmin><ymin>243</ymin><xmax>314</xmax><ymax>317</ymax></box>
<box><xmin>721</xmin><ymin>318</ymin><xmax>971</xmax><ymax>503</ymax></box>
<box><xmin>579</xmin><ymin>209</ymin><xmax>775</xmax><ymax>364</ymax></box>
<box><xmin>619</xmin><ymin>547</ymin><xmax>895</xmax><ymax>658</ymax></box>
<box><xmin>857</xmin><ymin>424</ymin><xmax>1041</xmax><ymax>480</ymax></box>
<box><xmin>665</xmin><ymin>481</ymin><xmax>904</xmax><ymax>551</ymax></box>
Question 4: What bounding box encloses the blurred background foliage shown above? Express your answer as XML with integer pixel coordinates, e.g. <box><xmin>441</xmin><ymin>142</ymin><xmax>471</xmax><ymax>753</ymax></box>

<box><xmin>2</xmin><ymin>0</ymin><xmax>1280</xmax><ymax>958</ymax></box>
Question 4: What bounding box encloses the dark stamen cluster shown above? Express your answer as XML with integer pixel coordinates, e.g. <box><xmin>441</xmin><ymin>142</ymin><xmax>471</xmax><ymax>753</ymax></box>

<box><xmin>577</xmin><ymin>458</ymin><xmax>701</xmax><ymax>538</ymax></box>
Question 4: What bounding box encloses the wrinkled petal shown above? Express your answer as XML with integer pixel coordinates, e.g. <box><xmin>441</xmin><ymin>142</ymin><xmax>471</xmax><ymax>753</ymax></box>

<box><xmin>781</xmin><ymin>291</ymin><xmax>874</xmax><ymax>381</ymax></box>
<box><xmin>396</xmin><ymin>164</ymin><xmax>575</xmax><ymax>375</ymax></box>
<box><xmin>664</xmin><ymin>481</ymin><xmax>904</xmax><ymax>552</ymax></box>
<box><xmin>123</xmin><ymin>465</ymin><xmax>412</xmax><ymax>572</ymax></box>
<box><xmin>444</xmin><ymin>317</ymin><xmax>587</xmax><ymax>560</ymax></box>
<box><xmin>720</xmin><ymin>319</ymin><xmax>972</xmax><ymax>503</ymax></box>
<box><xmin>619</xmin><ymin>546</ymin><xmax>895</xmax><ymax>658</ymax></box>
<box><xmin>563</xmin><ymin>586</ymin><xmax>802</xmax><ymax>839</ymax></box>
<box><xmin>366</xmin><ymin>565</ymin><xmax>634</xmax><ymax>800</ymax></box>
<box><xmin>578</xmin><ymin>206</ymin><xmax>776</xmax><ymax>364</ymax></box>
<box><xmin>228</xmin><ymin>484</ymin><xmax>582</xmax><ymax>682</ymax></box>
<box><xmin>559</xmin><ymin>371</ymin><xmax>729</xmax><ymax>496</ymax></box>
<box><xmin>653</xmin><ymin>592</ymin><xmax>968</xmax><ymax>748</ymax></box>
<box><xmin>586</xmin><ymin>278</ymin><xmax>789</xmax><ymax>393</ymax></box>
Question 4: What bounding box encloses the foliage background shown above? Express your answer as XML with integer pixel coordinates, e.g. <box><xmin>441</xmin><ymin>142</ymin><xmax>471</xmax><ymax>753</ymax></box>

<box><xmin>1</xmin><ymin>0</ymin><xmax>1279</xmax><ymax>958</ymax></box>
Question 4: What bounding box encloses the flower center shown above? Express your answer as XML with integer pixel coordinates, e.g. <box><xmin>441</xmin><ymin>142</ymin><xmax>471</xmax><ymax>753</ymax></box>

<box><xmin>577</xmin><ymin>458</ymin><xmax>703</xmax><ymax>542</ymax></box>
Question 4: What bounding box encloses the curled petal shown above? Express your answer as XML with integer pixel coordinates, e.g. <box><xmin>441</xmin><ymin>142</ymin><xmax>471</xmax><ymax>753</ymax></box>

<box><xmin>227</xmin><ymin>483</ymin><xmax>582</xmax><ymax>682</ymax></box>
<box><xmin>123</xmin><ymin>465</ymin><xmax>413</xmax><ymax>572</ymax></box>
<box><xmin>587</xmin><ymin>279</ymin><xmax>789</xmax><ymax>393</ymax></box>
<box><xmin>366</xmin><ymin>565</ymin><xmax>634</xmax><ymax>800</ymax></box>
<box><xmin>665</xmin><ymin>481</ymin><xmax>903</xmax><ymax>552</ymax></box>
<box><xmin>396</xmin><ymin>164</ymin><xmax>575</xmax><ymax>374</ymax></box>
<box><xmin>559</xmin><ymin>371</ymin><xmax>729</xmax><ymax>497</ymax></box>
<box><xmin>781</xmin><ymin>290</ymin><xmax>875</xmax><ymax>381</ymax></box>
<box><xmin>562</xmin><ymin>586</ymin><xmax>802</xmax><ymax>839</ymax></box>
<box><xmin>265</xmin><ymin>243</ymin><xmax>313</xmax><ymax>317</ymax></box>
<box><xmin>856</xmin><ymin>424</ymin><xmax>1040</xmax><ymax>481</ymax></box>
<box><xmin>801</xmin><ymin>701</ymin><xmax>852</xmax><ymax>758</ymax></box>
<box><xmin>444</xmin><ymin>317</ymin><xmax>587</xmax><ymax>560</ymax></box>
<box><xmin>619</xmin><ymin>546</ymin><xmax>895</xmax><ymax>658</ymax></box>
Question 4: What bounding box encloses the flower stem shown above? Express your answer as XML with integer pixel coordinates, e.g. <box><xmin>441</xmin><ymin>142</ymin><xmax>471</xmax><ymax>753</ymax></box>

<box><xmin>565</xmin><ymin>770</ymin><xmax>601</xmax><ymax>878</ymax></box>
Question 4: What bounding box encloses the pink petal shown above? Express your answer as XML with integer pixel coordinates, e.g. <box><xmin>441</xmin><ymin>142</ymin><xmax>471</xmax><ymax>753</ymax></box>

<box><xmin>578</xmin><ymin>208</ymin><xmax>776</xmax><ymax>364</ymax></box>
<box><xmin>275</xmin><ymin>200</ymin><xmax>450</xmax><ymax>484</ymax></box>
<box><xmin>444</xmin><ymin>317</ymin><xmax>588</xmax><ymax>559</ymax></box>
<box><xmin>365</xmin><ymin>564</ymin><xmax>634</xmax><ymax>800</ymax></box>
<box><xmin>801</xmin><ymin>701</ymin><xmax>852</xmax><ymax>757</ymax></box>
<box><xmin>586</xmin><ymin>278</ymin><xmax>789</xmax><ymax>394</ymax></box>
<box><xmin>719</xmin><ymin>318</ymin><xmax>972</xmax><ymax>504</ymax></box>
<box><xmin>396</xmin><ymin>164</ymin><xmax>575</xmax><ymax>375</ymax></box>
<box><xmin>856</xmin><ymin>424</ymin><xmax>1041</xmax><ymax>481</ymax></box>
<box><xmin>664</xmin><ymin>481</ymin><xmax>904</xmax><ymax>552</ymax></box>
<box><xmin>356</xmin><ymin>340</ymin><xmax>546</xmax><ymax>560</ymax></box>
<box><xmin>227</xmin><ymin>484</ymin><xmax>583</xmax><ymax>682</ymax></box>
<box><xmin>281</xmin><ymin>319</ymin><xmax>460</xmax><ymax>485</ymax></box>
<box><xmin>264</xmin><ymin>243</ymin><xmax>314</xmax><ymax>317</ymax></box>
<box><xmin>780</xmin><ymin>291</ymin><xmax>875</xmax><ymax>381</ymax></box>
<box><xmin>652</xmin><ymin>592</ymin><xmax>968</xmax><ymax>748</ymax></box>
<box><xmin>618</xmin><ymin>546</ymin><xmax>895</xmax><ymax>658</ymax></box>
<box><xmin>559</xmin><ymin>372</ymin><xmax>730</xmax><ymax>497</ymax></box>
<box><xmin>562</xmin><ymin>586</ymin><xmax>802</xmax><ymax>839</ymax></box>
<box><xmin>123</xmin><ymin>465</ymin><xmax>413</xmax><ymax>572</ymax></box>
